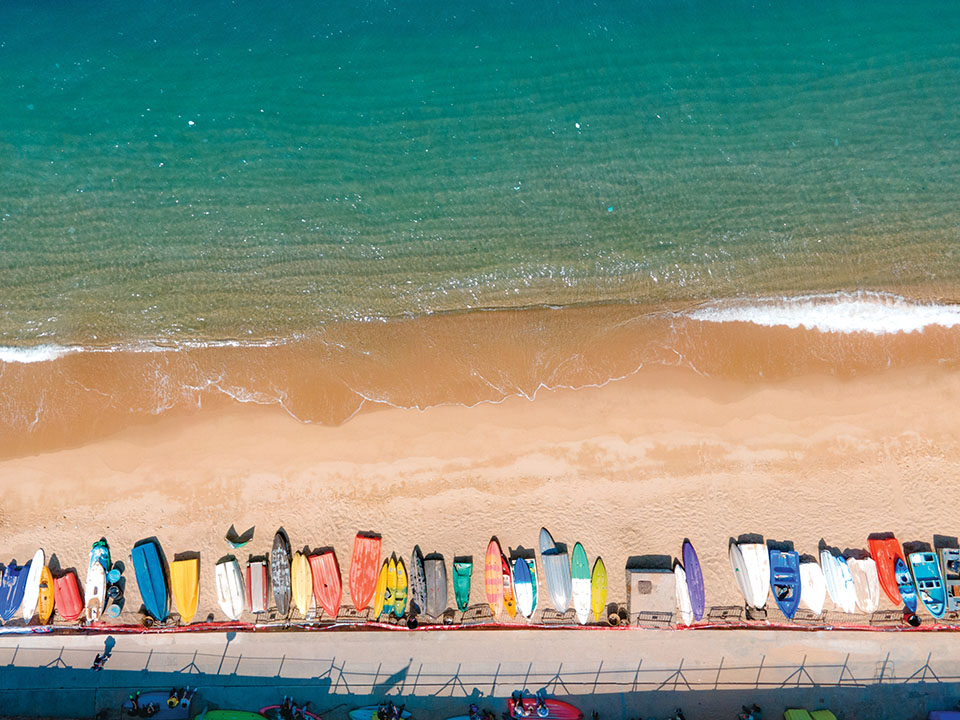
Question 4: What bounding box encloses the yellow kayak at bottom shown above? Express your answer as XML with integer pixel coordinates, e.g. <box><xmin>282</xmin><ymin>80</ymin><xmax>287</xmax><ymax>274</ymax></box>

<box><xmin>291</xmin><ymin>551</ymin><xmax>313</xmax><ymax>616</ymax></box>
<box><xmin>373</xmin><ymin>559</ymin><xmax>389</xmax><ymax>618</ymax></box>
<box><xmin>170</xmin><ymin>558</ymin><xmax>199</xmax><ymax>624</ymax></box>
<box><xmin>591</xmin><ymin>556</ymin><xmax>607</xmax><ymax>623</ymax></box>
<box><xmin>784</xmin><ymin>711</ymin><xmax>814</xmax><ymax>720</ymax></box>
<box><xmin>810</xmin><ymin>713</ymin><xmax>837</xmax><ymax>720</ymax></box>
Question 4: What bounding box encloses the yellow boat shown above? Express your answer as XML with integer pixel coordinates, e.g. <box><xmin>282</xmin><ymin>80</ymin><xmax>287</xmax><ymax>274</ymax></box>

<box><xmin>394</xmin><ymin>557</ymin><xmax>408</xmax><ymax>617</ymax></box>
<box><xmin>38</xmin><ymin>566</ymin><xmax>55</xmax><ymax>625</ymax></box>
<box><xmin>372</xmin><ymin>559</ymin><xmax>389</xmax><ymax>618</ymax></box>
<box><xmin>291</xmin><ymin>552</ymin><xmax>313</xmax><ymax>616</ymax></box>
<box><xmin>383</xmin><ymin>555</ymin><xmax>397</xmax><ymax>616</ymax></box>
<box><xmin>170</xmin><ymin>558</ymin><xmax>199</xmax><ymax>624</ymax></box>
<box><xmin>591</xmin><ymin>556</ymin><xmax>607</xmax><ymax>622</ymax></box>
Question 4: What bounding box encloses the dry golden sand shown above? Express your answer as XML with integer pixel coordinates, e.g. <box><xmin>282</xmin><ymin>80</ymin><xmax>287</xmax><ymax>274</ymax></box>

<box><xmin>2</xmin><ymin>363</ymin><xmax>960</xmax><ymax>621</ymax></box>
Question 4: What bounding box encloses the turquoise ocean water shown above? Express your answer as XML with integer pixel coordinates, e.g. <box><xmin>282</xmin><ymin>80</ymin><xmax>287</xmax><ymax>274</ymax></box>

<box><xmin>2</xmin><ymin>0</ymin><xmax>959</xmax><ymax>347</ymax></box>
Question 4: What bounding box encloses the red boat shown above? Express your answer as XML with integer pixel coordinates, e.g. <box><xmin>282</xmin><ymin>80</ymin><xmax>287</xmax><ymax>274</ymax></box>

<box><xmin>506</xmin><ymin>697</ymin><xmax>583</xmax><ymax>720</ymax></box>
<box><xmin>309</xmin><ymin>550</ymin><xmax>342</xmax><ymax>618</ymax></box>
<box><xmin>868</xmin><ymin>535</ymin><xmax>905</xmax><ymax>606</ymax></box>
<box><xmin>54</xmin><ymin>571</ymin><xmax>83</xmax><ymax>622</ymax></box>
<box><xmin>349</xmin><ymin>533</ymin><xmax>381</xmax><ymax>612</ymax></box>
<box><xmin>246</xmin><ymin>560</ymin><xmax>269</xmax><ymax>614</ymax></box>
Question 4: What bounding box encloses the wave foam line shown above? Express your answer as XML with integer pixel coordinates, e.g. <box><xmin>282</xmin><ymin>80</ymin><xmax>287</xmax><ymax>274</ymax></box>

<box><xmin>686</xmin><ymin>291</ymin><xmax>960</xmax><ymax>335</ymax></box>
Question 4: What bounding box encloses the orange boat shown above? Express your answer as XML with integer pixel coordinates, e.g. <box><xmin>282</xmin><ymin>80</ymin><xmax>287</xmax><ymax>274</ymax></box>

<box><xmin>53</xmin><ymin>571</ymin><xmax>83</xmax><ymax>622</ymax></box>
<box><xmin>309</xmin><ymin>550</ymin><xmax>342</xmax><ymax>618</ymax></box>
<box><xmin>349</xmin><ymin>533</ymin><xmax>381</xmax><ymax>611</ymax></box>
<box><xmin>868</xmin><ymin>535</ymin><xmax>905</xmax><ymax>606</ymax></box>
<box><xmin>501</xmin><ymin>551</ymin><xmax>517</xmax><ymax>618</ymax></box>
<box><xmin>485</xmin><ymin>538</ymin><xmax>504</xmax><ymax>617</ymax></box>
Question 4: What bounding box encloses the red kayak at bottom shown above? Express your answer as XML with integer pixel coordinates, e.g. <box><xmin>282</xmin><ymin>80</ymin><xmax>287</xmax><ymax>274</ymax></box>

<box><xmin>506</xmin><ymin>698</ymin><xmax>583</xmax><ymax>720</ymax></box>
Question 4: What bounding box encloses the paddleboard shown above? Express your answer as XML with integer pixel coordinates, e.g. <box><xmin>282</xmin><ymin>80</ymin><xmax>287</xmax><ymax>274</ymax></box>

<box><xmin>526</xmin><ymin>557</ymin><xmax>539</xmax><ymax>615</ymax></box>
<box><xmin>452</xmin><ymin>559</ymin><xmax>471</xmax><ymax>611</ymax></box>
<box><xmin>506</xmin><ymin>697</ymin><xmax>583</xmax><ymax>720</ymax></box>
<box><xmin>20</xmin><ymin>549</ymin><xmax>44</xmax><ymax>623</ymax></box>
<box><xmin>571</xmin><ymin>542</ymin><xmax>591</xmax><ymax>624</ymax></box>
<box><xmin>895</xmin><ymin>556</ymin><xmax>918</xmax><ymax>613</ymax></box>
<box><xmin>373</xmin><ymin>559</ymin><xmax>389</xmax><ymax>618</ymax></box>
<box><xmin>729</xmin><ymin>542</ymin><xmax>766</xmax><ymax>609</ymax></box>
<box><xmin>424</xmin><ymin>555</ymin><xmax>447</xmax><ymax>617</ymax></box>
<box><xmin>513</xmin><ymin>557</ymin><xmax>534</xmax><ymax>618</ymax></box>
<box><xmin>246</xmin><ymin>559</ymin><xmax>268</xmax><ymax>614</ymax></box>
<box><xmin>309</xmin><ymin>550</ymin><xmax>342</xmax><ymax>618</ymax></box>
<box><xmin>847</xmin><ymin>557</ymin><xmax>880</xmax><ymax>614</ymax></box>
<box><xmin>394</xmin><ymin>557</ymin><xmax>408</xmax><ymax>617</ymax></box>
<box><xmin>132</xmin><ymin>541</ymin><xmax>169</xmax><ymax>622</ymax></box>
<box><xmin>501</xmin><ymin>551</ymin><xmax>516</xmax><ymax>619</ymax></box>
<box><xmin>539</xmin><ymin>528</ymin><xmax>572</xmax><ymax>612</ymax></box>
<box><xmin>674</xmin><ymin>563</ymin><xmax>693</xmax><ymax>626</ymax></box>
<box><xmin>868</xmin><ymin>536</ymin><xmax>904</xmax><ymax>606</ymax></box>
<box><xmin>484</xmin><ymin>539</ymin><xmax>504</xmax><ymax>617</ymax></box>
<box><xmin>409</xmin><ymin>545</ymin><xmax>426</xmax><ymax>616</ymax></box>
<box><xmin>681</xmin><ymin>541</ymin><xmax>705</xmax><ymax>621</ymax></box>
<box><xmin>909</xmin><ymin>551</ymin><xmax>946</xmax><ymax>618</ymax></box>
<box><xmin>271</xmin><ymin>530</ymin><xmax>292</xmax><ymax>616</ymax></box>
<box><xmin>820</xmin><ymin>550</ymin><xmax>856</xmax><ymax>613</ymax></box>
<box><xmin>54</xmin><ymin>571</ymin><xmax>83</xmax><ymax>622</ymax></box>
<box><xmin>170</xmin><ymin>558</ymin><xmax>200</xmax><ymax>623</ymax></box>
<box><xmin>349</xmin><ymin>533</ymin><xmax>381</xmax><ymax>612</ymax></box>
<box><xmin>591</xmin><ymin>557</ymin><xmax>607</xmax><ymax>622</ymax></box>
<box><xmin>85</xmin><ymin>561</ymin><xmax>106</xmax><ymax>623</ymax></box>
<box><xmin>799</xmin><ymin>560</ymin><xmax>827</xmax><ymax>615</ymax></box>
<box><xmin>291</xmin><ymin>551</ymin><xmax>313</xmax><ymax>617</ymax></box>
<box><xmin>37</xmin><ymin>565</ymin><xmax>55</xmax><ymax>625</ymax></box>
<box><xmin>215</xmin><ymin>559</ymin><xmax>245</xmax><ymax>620</ymax></box>
<box><xmin>769</xmin><ymin>550</ymin><xmax>801</xmax><ymax>619</ymax></box>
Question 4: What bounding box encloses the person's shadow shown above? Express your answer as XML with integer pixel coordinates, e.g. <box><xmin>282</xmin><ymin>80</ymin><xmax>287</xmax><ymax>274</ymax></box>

<box><xmin>104</xmin><ymin>636</ymin><xmax>117</xmax><ymax>656</ymax></box>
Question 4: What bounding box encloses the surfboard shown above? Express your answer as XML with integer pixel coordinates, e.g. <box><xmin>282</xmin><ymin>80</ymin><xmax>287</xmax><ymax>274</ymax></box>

<box><xmin>132</xmin><ymin>541</ymin><xmax>169</xmax><ymax>622</ymax></box>
<box><xmin>539</xmin><ymin>528</ymin><xmax>572</xmax><ymax>612</ymax></box>
<box><xmin>571</xmin><ymin>542</ymin><xmax>591</xmax><ymax>624</ymax></box>
<box><xmin>394</xmin><ymin>557</ymin><xmax>408</xmax><ymax>617</ymax></box>
<box><xmin>847</xmin><ymin>557</ymin><xmax>880</xmax><ymax>614</ymax></box>
<box><xmin>729</xmin><ymin>542</ymin><xmax>767</xmax><ymax>609</ymax></box>
<box><xmin>485</xmin><ymin>539</ymin><xmax>504</xmax><ymax>617</ymax></box>
<box><xmin>895</xmin><ymin>556</ymin><xmax>918</xmax><ymax>613</ymax></box>
<box><xmin>37</xmin><ymin>565</ymin><xmax>55</xmax><ymax>625</ymax></box>
<box><xmin>820</xmin><ymin>550</ymin><xmax>856</xmax><ymax>613</ymax></box>
<box><xmin>215</xmin><ymin>558</ymin><xmax>245</xmax><ymax>620</ymax></box>
<box><xmin>501</xmin><ymin>551</ymin><xmax>517</xmax><ymax>619</ymax></box>
<box><xmin>383</xmin><ymin>555</ymin><xmax>397</xmax><ymax>617</ymax></box>
<box><xmin>591</xmin><ymin>556</ymin><xmax>607</xmax><ymax>622</ymax></box>
<box><xmin>513</xmin><ymin>557</ymin><xmax>534</xmax><ymax>618</ymax></box>
<box><xmin>526</xmin><ymin>557</ymin><xmax>539</xmax><ymax>615</ymax></box>
<box><xmin>271</xmin><ymin>530</ymin><xmax>292</xmax><ymax>616</ymax></box>
<box><xmin>868</xmin><ymin>536</ymin><xmax>904</xmax><ymax>606</ymax></box>
<box><xmin>424</xmin><ymin>555</ymin><xmax>447</xmax><ymax>617</ymax></box>
<box><xmin>681</xmin><ymin>541</ymin><xmax>705</xmax><ymax>621</ymax></box>
<box><xmin>506</xmin><ymin>697</ymin><xmax>583</xmax><ymax>720</ymax></box>
<box><xmin>54</xmin><ymin>571</ymin><xmax>82</xmax><ymax>621</ymax></box>
<box><xmin>309</xmin><ymin>550</ymin><xmax>342</xmax><ymax>618</ymax></box>
<box><xmin>20</xmin><ymin>549</ymin><xmax>44</xmax><ymax>623</ymax></box>
<box><xmin>85</xmin><ymin>560</ymin><xmax>106</xmax><ymax>623</ymax></box>
<box><xmin>799</xmin><ymin>560</ymin><xmax>826</xmax><ymax>615</ymax></box>
<box><xmin>409</xmin><ymin>545</ymin><xmax>426</xmax><ymax>616</ymax></box>
<box><xmin>291</xmin><ymin>551</ymin><xmax>313</xmax><ymax>617</ymax></box>
<box><xmin>909</xmin><ymin>551</ymin><xmax>946</xmax><ymax>618</ymax></box>
<box><xmin>246</xmin><ymin>559</ymin><xmax>268</xmax><ymax>614</ymax></box>
<box><xmin>674</xmin><ymin>563</ymin><xmax>693</xmax><ymax>626</ymax></box>
<box><xmin>349</xmin><ymin>533</ymin><xmax>381</xmax><ymax>612</ymax></box>
<box><xmin>769</xmin><ymin>550</ymin><xmax>801</xmax><ymax>619</ymax></box>
<box><xmin>373</xmin><ymin>559</ymin><xmax>388</xmax><ymax>618</ymax></box>
<box><xmin>452</xmin><ymin>559</ymin><xmax>471</xmax><ymax>612</ymax></box>
<box><xmin>170</xmin><ymin>558</ymin><xmax>199</xmax><ymax>623</ymax></box>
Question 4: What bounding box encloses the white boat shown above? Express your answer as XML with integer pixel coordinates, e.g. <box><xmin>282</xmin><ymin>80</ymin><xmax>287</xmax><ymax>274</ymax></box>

<box><xmin>85</xmin><ymin>562</ymin><xmax>106</xmax><ymax>622</ymax></box>
<box><xmin>820</xmin><ymin>550</ymin><xmax>857</xmax><ymax>613</ymax></box>
<box><xmin>730</xmin><ymin>542</ymin><xmax>769</xmax><ymax>609</ymax></box>
<box><xmin>674</xmin><ymin>564</ymin><xmax>693</xmax><ymax>626</ymax></box>
<box><xmin>798</xmin><ymin>560</ymin><xmax>827</xmax><ymax>615</ymax></box>
<box><xmin>847</xmin><ymin>557</ymin><xmax>880</xmax><ymax>614</ymax></box>
<box><xmin>215</xmin><ymin>559</ymin><xmax>246</xmax><ymax>620</ymax></box>
<box><xmin>20</xmin><ymin>549</ymin><xmax>44</xmax><ymax>622</ymax></box>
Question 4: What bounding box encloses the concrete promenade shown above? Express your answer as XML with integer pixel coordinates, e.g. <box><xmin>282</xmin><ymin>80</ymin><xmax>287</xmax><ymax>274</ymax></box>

<box><xmin>1</xmin><ymin>629</ymin><xmax>958</xmax><ymax>720</ymax></box>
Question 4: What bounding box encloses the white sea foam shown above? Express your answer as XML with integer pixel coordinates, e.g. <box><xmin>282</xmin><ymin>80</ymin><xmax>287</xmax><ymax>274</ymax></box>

<box><xmin>0</xmin><ymin>336</ymin><xmax>296</xmax><ymax>364</ymax></box>
<box><xmin>687</xmin><ymin>291</ymin><xmax>960</xmax><ymax>335</ymax></box>
<box><xmin>0</xmin><ymin>344</ymin><xmax>77</xmax><ymax>364</ymax></box>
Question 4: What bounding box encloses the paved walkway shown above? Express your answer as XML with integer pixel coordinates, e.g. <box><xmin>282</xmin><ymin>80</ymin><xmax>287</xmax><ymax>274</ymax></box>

<box><xmin>1</xmin><ymin>629</ymin><xmax>958</xmax><ymax>719</ymax></box>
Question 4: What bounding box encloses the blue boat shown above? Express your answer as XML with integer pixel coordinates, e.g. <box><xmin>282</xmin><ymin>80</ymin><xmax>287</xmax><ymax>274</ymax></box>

<box><xmin>132</xmin><ymin>542</ymin><xmax>169</xmax><ymax>622</ymax></box>
<box><xmin>769</xmin><ymin>550</ymin><xmax>802</xmax><ymax>619</ymax></box>
<box><xmin>895</xmin><ymin>557</ymin><xmax>918</xmax><ymax>613</ymax></box>
<box><xmin>0</xmin><ymin>560</ymin><xmax>30</xmax><ymax>623</ymax></box>
<box><xmin>909</xmin><ymin>551</ymin><xmax>946</xmax><ymax>618</ymax></box>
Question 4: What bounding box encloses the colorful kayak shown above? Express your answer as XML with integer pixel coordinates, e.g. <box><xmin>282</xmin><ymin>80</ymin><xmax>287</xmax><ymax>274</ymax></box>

<box><xmin>868</xmin><ymin>536</ymin><xmax>904</xmax><ymax>606</ymax></box>
<box><xmin>409</xmin><ymin>546</ymin><xmax>426</xmax><ymax>616</ymax></box>
<box><xmin>123</xmin><ymin>689</ymin><xmax>195</xmax><ymax>720</ymax></box>
<box><xmin>170</xmin><ymin>558</ymin><xmax>200</xmax><ymax>623</ymax></box>
<box><xmin>526</xmin><ymin>557</ymin><xmax>539</xmax><ymax>615</ymax></box>
<box><xmin>246</xmin><ymin>559</ymin><xmax>268</xmax><ymax>614</ymax></box>
<box><xmin>847</xmin><ymin>557</ymin><xmax>880</xmax><ymax>614</ymax></box>
<box><xmin>132</xmin><ymin>541</ymin><xmax>169</xmax><ymax>622</ymax></box>
<box><xmin>291</xmin><ymin>551</ymin><xmax>313</xmax><ymax>617</ymax></box>
<box><xmin>384</xmin><ymin>555</ymin><xmax>397</xmax><ymax>617</ymax></box>
<box><xmin>20</xmin><ymin>549</ymin><xmax>44</xmax><ymax>623</ymax></box>
<box><xmin>0</xmin><ymin>561</ymin><xmax>28</xmax><ymax>623</ymax></box>
<box><xmin>513</xmin><ymin>557</ymin><xmax>534</xmax><ymax>618</ymax></box>
<box><xmin>895</xmin><ymin>557</ymin><xmax>918</xmax><ymax>613</ymax></box>
<box><xmin>37</xmin><ymin>565</ymin><xmax>55</xmax><ymax>624</ymax></box>
<box><xmin>501</xmin><ymin>551</ymin><xmax>517</xmax><ymax>619</ymax></box>
<box><xmin>909</xmin><ymin>551</ymin><xmax>946</xmax><ymax>618</ymax></box>
<box><xmin>820</xmin><ymin>550</ymin><xmax>857</xmax><ymax>614</ymax></box>
<box><xmin>373</xmin><ymin>559</ymin><xmax>389</xmax><ymax>618</ymax></box>
<box><xmin>349</xmin><ymin>533</ymin><xmax>382</xmax><ymax>612</ymax></box>
<box><xmin>674</xmin><ymin>563</ymin><xmax>693</xmax><ymax>626</ymax></box>
<box><xmin>539</xmin><ymin>528</ymin><xmax>572</xmax><ymax>612</ymax></box>
<box><xmin>506</xmin><ymin>696</ymin><xmax>583</xmax><ymax>720</ymax></box>
<box><xmin>571</xmin><ymin>543</ymin><xmax>591</xmax><ymax>624</ymax></box>
<box><xmin>271</xmin><ymin>530</ymin><xmax>292</xmax><ymax>616</ymax></box>
<box><xmin>309</xmin><ymin>550</ymin><xmax>342</xmax><ymax>618</ymax></box>
<box><xmin>682</xmin><ymin>541</ymin><xmax>705</xmax><ymax>621</ymax></box>
<box><xmin>54</xmin><ymin>571</ymin><xmax>83</xmax><ymax>621</ymax></box>
<box><xmin>799</xmin><ymin>560</ymin><xmax>827</xmax><ymax>615</ymax></box>
<box><xmin>85</xmin><ymin>544</ymin><xmax>106</xmax><ymax>623</ymax></box>
<box><xmin>453</xmin><ymin>559</ymin><xmax>472</xmax><ymax>611</ymax></box>
<box><xmin>215</xmin><ymin>558</ymin><xmax>245</xmax><ymax>620</ymax></box>
<box><xmin>484</xmin><ymin>539</ymin><xmax>504</xmax><ymax>617</ymax></box>
<box><xmin>394</xmin><ymin>557</ymin><xmax>408</xmax><ymax>617</ymax></box>
<box><xmin>591</xmin><ymin>557</ymin><xmax>607</xmax><ymax>622</ymax></box>
<box><xmin>769</xmin><ymin>550</ymin><xmax>802</xmax><ymax>619</ymax></box>
<box><xmin>424</xmin><ymin>555</ymin><xmax>447</xmax><ymax>617</ymax></box>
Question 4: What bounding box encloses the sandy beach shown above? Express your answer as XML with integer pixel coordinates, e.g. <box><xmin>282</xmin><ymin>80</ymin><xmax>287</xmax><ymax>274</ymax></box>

<box><xmin>3</xmin><ymin>360</ymin><xmax>960</xmax><ymax>623</ymax></box>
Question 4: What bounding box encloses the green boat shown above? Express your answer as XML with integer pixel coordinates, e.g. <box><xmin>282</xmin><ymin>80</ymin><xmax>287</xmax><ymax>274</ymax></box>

<box><xmin>453</xmin><ymin>559</ymin><xmax>472</xmax><ymax>611</ymax></box>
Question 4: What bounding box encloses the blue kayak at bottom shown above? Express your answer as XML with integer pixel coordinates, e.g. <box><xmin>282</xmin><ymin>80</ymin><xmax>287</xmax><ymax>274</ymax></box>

<box><xmin>132</xmin><ymin>542</ymin><xmax>169</xmax><ymax>622</ymax></box>
<box><xmin>769</xmin><ymin>550</ymin><xmax>801</xmax><ymax>619</ymax></box>
<box><xmin>0</xmin><ymin>561</ymin><xmax>30</xmax><ymax>623</ymax></box>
